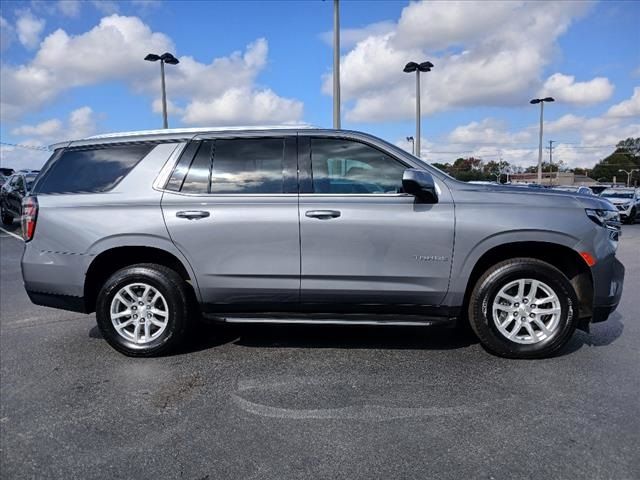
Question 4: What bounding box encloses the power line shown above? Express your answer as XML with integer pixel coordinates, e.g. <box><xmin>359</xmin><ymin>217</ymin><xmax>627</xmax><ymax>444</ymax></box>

<box><xmin>0</xmin><ymin>142</ymin><xmax>50</xmax><ymax>151</ymax></box>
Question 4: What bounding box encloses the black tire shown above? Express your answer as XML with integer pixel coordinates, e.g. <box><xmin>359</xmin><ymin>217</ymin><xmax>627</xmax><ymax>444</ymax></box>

<box><xmin>1</xmin><ymin>206</ymin><xmax>13</xmax><ymax>226</ymax></box>
<box><xmin>468</xmin><ymin>258</ymin><xmax>578</xmax><ymax>359</ymax></box>
<box><xmin>96</xmin><ymin>263</ymin><xmax>191</xmax><ymax>357</ymax></box>
<box><xmin>627</xmin><ymin>208</ymin><xmax>636</xmax><ymax>225</ymax></box>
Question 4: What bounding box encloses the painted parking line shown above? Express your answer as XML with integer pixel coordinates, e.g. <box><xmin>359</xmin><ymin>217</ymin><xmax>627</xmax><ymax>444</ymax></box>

<box><xmin>0</xmin><ymin>227</ymin><xmax>22</xmax><ymax>241</ymax></box>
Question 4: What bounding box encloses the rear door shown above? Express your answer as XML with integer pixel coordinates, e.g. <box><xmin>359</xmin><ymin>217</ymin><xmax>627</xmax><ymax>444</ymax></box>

<box><xmin>161</xmin><ymin>135</ymin><xmax>300</xmax><ymax>313</ymax></box>
<box><xmin>298</xmin><ymin>135</ymin><xmax>455</xmax><ymax>313</ymax></box>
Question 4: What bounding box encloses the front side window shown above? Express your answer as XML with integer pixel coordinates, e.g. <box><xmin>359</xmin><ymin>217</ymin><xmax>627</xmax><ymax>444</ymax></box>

<box><xmin>35</xmin><ymin>144</ymin><xmax>154</xmax><ymax>194</ymax></box>
<box><xmin>310</xmin><ymin>138</ymin><xmax>406</xmax><ymax>194</ymax></box>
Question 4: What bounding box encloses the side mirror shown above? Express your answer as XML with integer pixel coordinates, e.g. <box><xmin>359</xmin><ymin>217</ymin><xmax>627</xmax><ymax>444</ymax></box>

<box><xmin>402</xmin><ymin>169</ymin><xmax>438</xmax><ymax>203</ymax></box>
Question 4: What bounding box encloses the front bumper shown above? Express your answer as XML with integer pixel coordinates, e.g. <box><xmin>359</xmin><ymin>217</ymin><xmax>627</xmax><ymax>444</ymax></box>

<box><xmin>590</xmin><ymin>254</ymin><xmax>625</xmax><ymax>323</ymax></box>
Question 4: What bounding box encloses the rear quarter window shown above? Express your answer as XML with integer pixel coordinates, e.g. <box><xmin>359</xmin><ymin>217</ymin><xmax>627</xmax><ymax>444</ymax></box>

<box><xmin>34</xmin><ymin>144</ymin><xmax>154</xmax><ymax>194</ymax></box>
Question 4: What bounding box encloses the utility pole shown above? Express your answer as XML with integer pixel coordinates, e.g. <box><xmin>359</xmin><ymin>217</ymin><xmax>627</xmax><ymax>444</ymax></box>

<box><xmin>333</xmin><ymin>0</ymin><xmax>341</xmax><ymax>129</ymax></box>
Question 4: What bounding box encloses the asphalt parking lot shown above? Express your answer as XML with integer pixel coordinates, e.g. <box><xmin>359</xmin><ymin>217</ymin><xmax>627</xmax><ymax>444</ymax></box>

<box><xmin>1</xmin><ymin>221</ymin><xmax>639</xmax><ymax>480</ymax></box>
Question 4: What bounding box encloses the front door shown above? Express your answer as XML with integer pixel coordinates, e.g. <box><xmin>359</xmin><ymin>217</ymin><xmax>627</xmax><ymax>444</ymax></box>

<box><xmin>161</xmin><ymin>136</ymin><xmax>300</xmax><ymax>312</ymax></box>
<box><xmin>298</xmin><ymin>135</ymin><xmax>455</xmax><ymax>313</ymax></box>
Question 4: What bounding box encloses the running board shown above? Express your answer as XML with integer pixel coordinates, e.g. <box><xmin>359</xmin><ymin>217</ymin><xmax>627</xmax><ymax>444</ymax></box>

<box><xmin>204</xmin><ymin>314</ymin><xmax>456</xmax><ymax>327</ymax></box>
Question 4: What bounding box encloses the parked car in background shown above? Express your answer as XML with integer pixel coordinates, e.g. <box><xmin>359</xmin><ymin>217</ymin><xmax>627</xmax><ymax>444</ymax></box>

<box><xmin>1</xmin><ymin>171</ymin><xmax>39</xmax><ymax>225</ymax></box>
<box><xmin>590</xmin><ymin>185</ymin><xmax>610</xmax><ymax>195</ymax></box>
<box><xmin>550</xmin><ymin>185</ymin><xmax>594</xmax><ymax>195</ymax></box>
<box><xmin>20</xmin><ymin>127</ymin><xmax>624</xmax><ymax>360</ymax></box>
<box><xmin>600</xmin><ymin>188</ymin><xmax>640</xmax><ymax>224</ymax></box>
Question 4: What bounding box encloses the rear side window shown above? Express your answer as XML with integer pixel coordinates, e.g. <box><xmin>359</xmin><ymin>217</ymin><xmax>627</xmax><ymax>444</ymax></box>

<box><xmin>35</xmin><ymin>144</ymin><xmax>154</xmax><ymax>194</ymax></box>
<box><xmin>165</xmin><ymin>138</ymin><xmax>284</xmax><ymax>194</ymax></box>
<box><xmin>181</xmin><ymin>141</ymin><xmax>213</xmax><ymax>193</ymax></box>
<box><xmin>211</xmin><ymin>138</ymin><xmax>284</xmax><ymax>194</ymax></box>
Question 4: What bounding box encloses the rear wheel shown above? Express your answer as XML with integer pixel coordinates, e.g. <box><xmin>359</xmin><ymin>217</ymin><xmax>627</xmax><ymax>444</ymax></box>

<box><xmin>1</xmin><ymin>205</ymin><xmax>13</xmax><ymax>225</ymax></box>
<box><xmin>96</xmin><ymin>263</ymin><xmax>191</xmax><ymax>357</ymax></box>
<box><xmin>468</xmin><ymin>258</ymin><xmax>578</xmax><ymax>359</ymax></box>
<box><xmin>627</xmin><ymin>208</ymin><xmax>636</xmax><ymax>224</ymax></box>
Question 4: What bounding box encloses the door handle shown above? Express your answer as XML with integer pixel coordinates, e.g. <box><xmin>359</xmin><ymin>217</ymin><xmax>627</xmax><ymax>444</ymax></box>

<box><xmin>176</xmin><ymin>210</ymin><xmax>210</xmax><ymax>220</ymax></box>
<box><xmin>305</xmin><ymin>210</ymin><xmax>341</xmax><ymax>219</ymax></box>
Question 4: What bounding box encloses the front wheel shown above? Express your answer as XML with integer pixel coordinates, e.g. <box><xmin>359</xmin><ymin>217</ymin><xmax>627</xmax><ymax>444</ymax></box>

<box><xmin>96</xmin><ymin>263</ymin><xmax>191</xmax><ymax>357</ymax></box>
<box><xmin>468</xmin><ymin>258</ymin><xmax>578</xmax><ymax>359</ymax></box>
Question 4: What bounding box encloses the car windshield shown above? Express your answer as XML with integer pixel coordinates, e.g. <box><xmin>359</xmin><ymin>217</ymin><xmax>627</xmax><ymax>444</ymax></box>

<box><xmin>601</xmin><ymin>190</ymin><xmax>634</xmax><ymax>199</ymax></box>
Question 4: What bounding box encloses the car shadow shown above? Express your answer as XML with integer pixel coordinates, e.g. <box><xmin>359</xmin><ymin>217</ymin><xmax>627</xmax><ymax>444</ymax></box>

<box><xmin>90</xmin><ymin>313</ymin><xmax>623</xmax><ymax>357</ymax></box>
<box><xmin>176</xmin><ymin>320</ymin><xmax>479</xmax><ymax>355</ymax></box>
<box><xmin>557</xmin><ymin>312</ymin><xmax>624</xmax><ymax>356</ymax></box>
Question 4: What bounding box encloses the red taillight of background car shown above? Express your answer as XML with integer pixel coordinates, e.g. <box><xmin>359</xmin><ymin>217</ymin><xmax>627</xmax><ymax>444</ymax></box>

<box><xmin>21</xmin><ymin>196</ymin><xmax>38</xmax><ymax>242</ymax></box>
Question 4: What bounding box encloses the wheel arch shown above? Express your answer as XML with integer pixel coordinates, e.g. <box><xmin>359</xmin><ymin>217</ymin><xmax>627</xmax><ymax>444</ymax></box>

<box><xmin>458</xmin><ymin>240</ymin><xmax>594</xmax><ymax>322</ymax></box>
<box><xmin>84</xmin><ymin>245</ymin><xmax>200</xmax><ymax>314</ymax></box>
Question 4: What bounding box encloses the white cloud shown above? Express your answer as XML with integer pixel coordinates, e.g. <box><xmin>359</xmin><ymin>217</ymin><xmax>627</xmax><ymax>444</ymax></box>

<box><xmin>182</xmin><ymin>87</ymin><xmax>303</xmax><ymax>125</ymax></box>
<box><xmin>57</xmin><ymin>0</ymin><xmax>82</xmax><ymax>17</ymax></box>
<box><xmin>539</xmin><ymin>73</ymin><xmax>614</xmax><ymax>105</ymax></box>
<box><xmin>11</xmin><ymin>118</ymin><xmax>63</xmax><ymax>137</ymax></box>
<box><xmin>0</xmin><ymin>16</ymin><xmax>15</xmax><ymax>51</ymax></box>
<box><xmin>152</xmin><ymin>98</ymin><xmax>184</xmax><ymax>116</ymax></box>
<box><xmin>412</xmin><ymin>106</ymin><xmax>640</xmax><ymax>169</ymax></box>
<box><xmin>448</xmin><ymin>119</ymin><xmax>532</xmax><ymax>145</ymax></box>
<box><xmin>0</xmin><ymin>144</ymin><xmax>51</xmax><ymax>171</ymax></box>
<box><xmin>319</xmin><ymin>21</ymin><xmax>395</xmax><ymax>49</ymax></box>
<box><xmin>605</xmin><ymin>87</ymin><xmax>640</xmax><ymax>118</ymax></box>
<box><xmin>1</xmin><ymin>15</ymin><xmax>303</xmax><ymax>126</ymax></box>
<box><xmin>10</xmin><ymin>106</ymin><xmax>98</xmax><ymax>143</ymax></box>
<box><xmin>16</xmin><ymin>10</ymin><xmax>45</xmax><ymax>49</ymax></box>
<box><xmin>323</xmin><ymin>1</ymin><xmax>593</xmax><ymax>123</ymax></box>
<box><xmin>91</xmin><ymin>0</ymin><xmax>120</xmax><ymax>15</ymax></box>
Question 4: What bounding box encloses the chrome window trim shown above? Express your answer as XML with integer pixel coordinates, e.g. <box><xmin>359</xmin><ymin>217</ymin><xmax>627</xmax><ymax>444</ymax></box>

<box><xmin>153</xmin><ymin>142</ymin><xmax>188</xmax><ymax>192</ymax></box>
<box><xmin>158</xmin><ymin>191</ymin><xmax>298</xmax><ymax>198</ymax></box>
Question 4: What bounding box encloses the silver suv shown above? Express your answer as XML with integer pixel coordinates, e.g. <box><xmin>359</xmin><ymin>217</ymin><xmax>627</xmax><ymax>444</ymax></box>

<box><xmin>21</xmin><ymin>127</ymin><xmax>625</xmax><ymax>358</ymax></box>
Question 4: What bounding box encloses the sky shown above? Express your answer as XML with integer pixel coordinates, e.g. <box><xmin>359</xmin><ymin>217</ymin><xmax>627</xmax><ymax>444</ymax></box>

<box><xmin>1</xmin><ymin>0</ymin><xmax>639</xmax><ymax>171</ymax></box>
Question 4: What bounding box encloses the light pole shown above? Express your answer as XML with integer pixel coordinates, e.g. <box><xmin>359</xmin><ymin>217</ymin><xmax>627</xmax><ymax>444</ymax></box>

<box><xmin>333</xmin><ymin>0</ymin><xmax>341</xmax><ymax>129</ymax></box>
<box><xmin>618</xmin><ymin>168</ymin><xmax>639</xmax><ymax>187</ymax></box>
<box><xmin>548</xmin><ymin>139</ymin><xmax>555</xmax><ymax>185</ymax></box>
<box><xmin>406</xmin><ymin>136</ymin><xmax>415</xmax><ymax>155</ymax></box>
<box><xmin>145</xmin><ymin>52</ymin><xmax>180</xmax><ymax>129</ymax></box>
<box><xmin>404</xmin><ymin>61</ymin><xmax>433</xmax><ymax>158</ymax></box>
<box><xmin>530</xmin><ymin>97</ymin><xmax>554</xmax><ymax>184</ymax></box>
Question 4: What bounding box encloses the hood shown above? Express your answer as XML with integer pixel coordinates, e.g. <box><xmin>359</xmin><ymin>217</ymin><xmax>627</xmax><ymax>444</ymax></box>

<box><xmin>603</xmin><ymin>197</ymin><xmax>633</xmax><ymax>205</ymax></box>
<box><xmin>447</xmin><ymin>180</ymin><xmax>617</xmax><ymax>211</ymax></box>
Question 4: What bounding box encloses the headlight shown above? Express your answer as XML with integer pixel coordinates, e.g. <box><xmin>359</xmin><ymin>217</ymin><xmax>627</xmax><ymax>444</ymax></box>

<box><xmin>585</xmin><ymin>208</ymin><xmax>621</xmax><ymax>231</ymax></box>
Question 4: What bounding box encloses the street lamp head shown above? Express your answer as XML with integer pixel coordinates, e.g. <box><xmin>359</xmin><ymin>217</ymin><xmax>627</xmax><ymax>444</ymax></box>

<box><xmin>160</xmin><ymin>52</ymin><xmax>179</xmax><ymax>65</ymax></box>
<box><xmin>530</xmin><ymin>97</ymin><xmax>555</xmax><ymax>104</ymax></box>
<box><xmin>418</xmin><ymin>61</ymin><xmax>434</xmax><ymax>72</ymax></box>
<box><xmin>403</xmin><ymin>62</ymin><xmax>419</xmax><ymax>73</ymax></box>
<box><xmin>406</xmin><ymin>136</ymin><xmax>414</xmax><ymax>142</ymax></box>
<box><xmin>144</xmin><ymin>53</ymin><xmax>161</xmax><ymax>62</ymax></box>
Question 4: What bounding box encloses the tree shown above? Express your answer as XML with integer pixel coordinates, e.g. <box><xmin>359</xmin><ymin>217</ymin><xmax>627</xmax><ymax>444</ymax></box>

<box><xmin>591</xmin><ymin>137</ymin><xmax>640</xmax><ymax>183</ymax></box>
<box><xmin>617</xmin><ymin>137</ymin><xmax>640</xmax><ymax>157</ymax></box>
